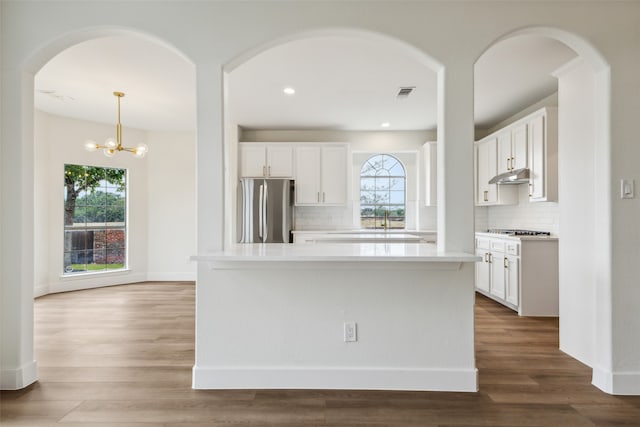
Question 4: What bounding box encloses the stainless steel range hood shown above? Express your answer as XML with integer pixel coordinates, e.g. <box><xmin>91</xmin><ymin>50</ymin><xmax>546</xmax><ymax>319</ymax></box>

<box><xmin>488</xmin><ymin>168</ymin><xmax>530</xmax><ymax>185</ymax></box>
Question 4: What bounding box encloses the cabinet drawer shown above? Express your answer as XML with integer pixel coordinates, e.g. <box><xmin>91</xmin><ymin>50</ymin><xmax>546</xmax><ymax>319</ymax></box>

<box><xmin>506</xmin><ymin>242</ymin><xmax>520</xmax><ymax>256</ymax></box>
<box><xmin>476</xmin><ymin>238</ymin><xmax>491</xmax><ymax>250</ymax></box>
<box><xmin>490</xmin><ymin>240</ymin><xmax>505</xmax><ymax>253</ymax></box>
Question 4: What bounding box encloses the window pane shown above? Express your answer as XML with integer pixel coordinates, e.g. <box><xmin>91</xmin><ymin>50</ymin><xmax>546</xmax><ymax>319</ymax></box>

<box><xmin>106</xmin><ymin>248</ymin><xmax>125</xmax><ymax>268</ymax></box>
<box><xmin>389</xmin><ymin>161</ymin><xmax>405</xmax><ymax>176</ymax></box>
<box><xmin>65</xmin><ymin>230</ymin><xmax>87</xmax><ymax>251</ymax></box>
<box><xmin>360</xmin><ymin>177</ymin><xmax>376</xmax><ymax>191</ymax></box>
<box><xmin>106</xmin><ymin>206</ymin><xmax>125</xmax><ymax>224</ymax></box>
<box><xmin>389</xmin><ymin>191</ymin><xmax>404</xmax><ymax>204</ymax></box>
<box><xmin>72</xmin><ymin>206</ymin><xmax>87</xmax><ymax>224</ymax></box>
<box><xmin>106</xmin><ymin>229</ymin><xmax>126</xmax><ymax>249</ymax></box>
<box><xmin>360</xmin><ymin>190</ymin><xmax>376</xmax><ymax>205</ymax></box>
<box><xmin>389</xmin><ymin>178</ymin><xmax>404</xmax><ymax>191</ymax></box>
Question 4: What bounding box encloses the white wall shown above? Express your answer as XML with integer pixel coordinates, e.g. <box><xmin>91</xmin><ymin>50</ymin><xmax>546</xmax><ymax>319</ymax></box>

<box><xmin>33</xmin><ymin>111</ymin><xmax>196</xmax><ymax>296</ymax></box>
<box><xmin>555</xmin><ymin>58</ymin><xmax>597</xmax><ymax>367</ymax></box>
<box><xmin>241</xmin><ymin>129</ymin><xmax>437</xmax><ymax>230</ymax></box>
<box><xmin>146</xmin><ymin>130</ymin><xmax>196</xmax><ymax>281</ymax></box>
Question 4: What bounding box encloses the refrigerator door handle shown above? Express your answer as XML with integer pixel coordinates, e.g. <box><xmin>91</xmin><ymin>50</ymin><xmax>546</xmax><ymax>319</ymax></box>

<box><xmin>258</xmin><ymin>184</ymin><xmax>264</xmax><ymax>239</ymax></box>
<box><xmin>263</xmin><ymin>181</ymin><xmax>269</xmax><ymax>242</ymax></box>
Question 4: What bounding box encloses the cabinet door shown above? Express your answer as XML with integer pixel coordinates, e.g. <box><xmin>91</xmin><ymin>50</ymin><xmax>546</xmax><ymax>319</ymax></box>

<box><xmin>511</xmin><ymin>124</ymin><xmax>528</xmax><ymax>170</ymax></box>
<box><xmin>294</xmin><ymin>146</ymin><xmax>321</xmax><ymax>205</ymax></box>
<box><xmin>320</xmin><ymin>146</ymin><xmax>347</xmax><ymax>205</ymax></box>
<box><xmin>266</xmin><ymin>145</ymin><xmax>293</xmax><ymax>177</ymax></box>
<box><xmin>528</xmin><ymin>114</ymin><xmax>545</xmax><ymax>200</ymax></box>
<box><xmin>477</xmin><ymin>138</ymin><xmax>498</xmax><ymax>204</ymax></box>
<box><xmin>505</xmin><ymin>255</ymin><xmax>519</xmax><ymax>306</ymax></box>
<box><xmin>490</xmin><ymin>252</ymin><xmax>505</xmax><ymax>299</ymax></box>
<box><xmin>475</xmin><ymin>249</ymin><xmax>491</xmax><ymax>293</ymax></box>
<box><xmin>239</xmin><ymin>144</ymin><xmax>266</xmax><ymax>177</ymax></box>
<box><xmin>497</xmin><ymin>131</ymin><xmax>512</xmax><ymax>174</ymax></box>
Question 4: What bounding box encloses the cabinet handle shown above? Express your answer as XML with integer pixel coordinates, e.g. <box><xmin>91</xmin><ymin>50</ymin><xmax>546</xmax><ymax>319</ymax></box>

<box><xmin>488</xmin><ymin>253</ymin><xmax>493</xmax><ymax>264</ymax></box>
<box><xmin>483</xmin><ymin>190</ymin><xmax>488</xmax><ymax>202</ymax></box>
<box><xmin>504</xmin><ymin>257</ymin><xmax>508</xmax><ymax>269</ymax></box>
<box><xmin>528</xmin><ymin>183</ymin><xmax>533</xmax><ymax>197</ymax></box>
<box><xmin>323</xmin><ymin>192</ymin><xmax>326</xmax><ymax>203</ymax></box>
<box><xmin>317</xmin><ymin>192</ymin><xmax>320</xmax><ymax>202</ymax></box>
<box><xmin>268</xmin><ymin>166</ymin><xmax>271</xmax><ymax>176</ymax></box>
<box><xmin>484</xmin><ymin>252</ymin><xmax>489</xmax><ymax>263</ymax></box>
<box><xmin>263</xmin><ymin>166</ymin><xmax>266</xmax><ymax>176</ymax></box>
<box><xmin>507</xmin><ymin>157</ymin><xmax>512</xmax><ymax>171</ymax></box>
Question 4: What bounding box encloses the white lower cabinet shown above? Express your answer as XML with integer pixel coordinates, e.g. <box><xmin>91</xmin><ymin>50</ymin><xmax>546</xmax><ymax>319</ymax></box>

<box><xmin>475</xmin><ymin>233</ymin><xmax>558</xmax><ymax>316</ymax></box>
<box><xmin>505</xmin><ymin>254</ymin><xmax>519</xmax><ymax>306</ymax></box>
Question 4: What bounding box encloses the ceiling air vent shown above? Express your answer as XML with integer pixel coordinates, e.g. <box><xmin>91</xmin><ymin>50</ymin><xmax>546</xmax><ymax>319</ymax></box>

<box><xmin>396</xmin><ymin>86</ymin><xmax>415</xmax><ymax>99</ymax></box>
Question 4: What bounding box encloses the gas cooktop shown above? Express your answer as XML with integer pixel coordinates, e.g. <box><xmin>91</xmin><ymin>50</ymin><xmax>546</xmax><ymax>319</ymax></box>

<box><xmin>486</xmin><ymin>229</ymin><xmax>551</xmax><ymax>236</ymax></box>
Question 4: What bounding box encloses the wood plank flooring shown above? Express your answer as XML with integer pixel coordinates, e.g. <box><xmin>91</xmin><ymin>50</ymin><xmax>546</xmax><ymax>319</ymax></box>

<box><xmin>2</xmin><ymin>281</ymin><xmax>640</xmax><ymax>426</ymax></box>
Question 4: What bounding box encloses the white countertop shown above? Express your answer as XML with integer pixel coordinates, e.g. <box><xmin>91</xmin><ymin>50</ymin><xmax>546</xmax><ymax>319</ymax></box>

<box><xmin>191</xmin><ymin>243</ymin><xmax>479</xmax><ymax>263</ymax></box>
<box><xmin>292</xmin><ymin>229</ymin><xmax>437</xmax><ymax>235</ymax></box>
<box><xmin>475</xmin><ymin>232</ymin><xmax>559</xmax><ymax>241</ymax></box>
<box><xmin>302</xmin><ymin>233</ymin><xmax>423</xmax><ymax>243</ymax></box>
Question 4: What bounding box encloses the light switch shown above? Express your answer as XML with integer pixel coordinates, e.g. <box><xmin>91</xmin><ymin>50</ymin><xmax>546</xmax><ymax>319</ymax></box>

<box><xmin>621</xmin><ymin>179</ymin><xmax>635</xmax><ymax>199</ymax></box>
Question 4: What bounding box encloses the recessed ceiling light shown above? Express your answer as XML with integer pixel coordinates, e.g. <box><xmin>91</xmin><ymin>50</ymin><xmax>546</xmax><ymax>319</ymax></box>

<box><xmin>283</xmin><ymin>87</ymin><xmax>295</xmax><ymax>95</ymax></box>
<box><xmin>381</xmin><ymin>122</ymin><xmax>391</xmax><ymax>128</ymax></box>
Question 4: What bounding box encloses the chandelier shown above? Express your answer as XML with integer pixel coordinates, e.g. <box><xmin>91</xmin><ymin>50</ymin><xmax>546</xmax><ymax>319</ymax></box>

<box><xmin>84</xmin><ymin>91</ymin><xmax>149</xmax><ymax>158</ymax></box>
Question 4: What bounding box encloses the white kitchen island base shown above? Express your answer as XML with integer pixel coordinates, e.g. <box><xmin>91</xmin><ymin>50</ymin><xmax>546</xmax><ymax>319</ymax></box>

<box><xmin>192</xmin><ymin>243</ymin><xmax>480</xmax><ymax>392</ymax></box>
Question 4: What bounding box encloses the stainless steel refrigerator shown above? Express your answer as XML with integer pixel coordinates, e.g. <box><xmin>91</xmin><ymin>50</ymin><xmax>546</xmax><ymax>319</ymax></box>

<box><xmin>239</xmin><ymin>178</ymin><xmax>295</xmax><ymax>243</ymax></box>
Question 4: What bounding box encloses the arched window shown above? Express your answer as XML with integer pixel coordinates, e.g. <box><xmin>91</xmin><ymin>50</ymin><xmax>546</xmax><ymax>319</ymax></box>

<box><xmin>360</xmin><ymin>154</ymin><xmax>406</xmax><ymax>229</ymax></box>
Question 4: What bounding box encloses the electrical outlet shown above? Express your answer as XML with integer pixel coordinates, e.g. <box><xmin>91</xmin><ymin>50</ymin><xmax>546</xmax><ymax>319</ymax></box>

<box><xmin>344</xmin><ymin>321</ymin><xmax>357</xmax><ymax>342</ymax></box>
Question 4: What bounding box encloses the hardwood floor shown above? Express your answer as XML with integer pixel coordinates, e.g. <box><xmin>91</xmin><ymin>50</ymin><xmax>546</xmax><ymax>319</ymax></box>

<box><xmin>2</xmin><ymin>281</ymin><xmax>640</xmax><ymax>426</ymax></box>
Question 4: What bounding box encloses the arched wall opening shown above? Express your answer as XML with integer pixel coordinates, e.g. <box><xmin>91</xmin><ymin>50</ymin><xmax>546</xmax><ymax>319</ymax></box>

<box><xmin>221</xmin><ymin>28</ymin><xmax>445</xmax><ymax>247</ymax></box>
<box><xmin>2</xmin><ymin>27</ymin><xmax>197</xmax><ymax>390</ymax></box>
<box><xmin>473</xmin><ymin>26</ymin><xmax>612</xmax><ymax>393</ymax></box>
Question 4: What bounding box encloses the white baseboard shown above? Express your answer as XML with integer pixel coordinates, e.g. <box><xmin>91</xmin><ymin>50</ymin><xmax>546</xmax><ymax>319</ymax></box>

<box><xmin>34</xmin><ymin>284</ymin><xmax>50</xmax><ymax>298</ymax></box>
<box><xmin>192</xmin><ymin>366</ymin><xmax>478</xmax><ymax>392</ymax></box>
<box><xmin>146</xmin><ymin>272</ymin><xmax>196</xmax><ymax>282</ymax></box>
<box><xmin>593</xmin><ymin>366</ymin><xmax>640</xmax><ymax>395</ymax></box>
<box><xmin>46</xmin><ymin>273</ymin><xmax>147</xmax><ymax>295</ymax></box>
<box><xmin>0</xmin><ymin>360</ymin><xmax>38</xmax><ymax>390</ymax></box>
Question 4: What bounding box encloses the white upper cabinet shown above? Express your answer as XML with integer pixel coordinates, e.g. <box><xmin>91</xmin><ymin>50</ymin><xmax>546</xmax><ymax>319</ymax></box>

<box><xmin>475</xmin><ymin>138</ymin><xmax>517</xmax><ymax>206</ymax></box>
<box><xmin>320</xmin><ymin>145</ymin><xmax>348</xmax><ymax>205</ymax></box>
<box><xmin>496</xmin><ymin>131</ymin><xmax>512</xmax><ymax>175</ymax></box>
<box><xmin>527</xmin><ymin>108</ymin><xmax>558</xmax><ymax>202</ymax></box>
<box><xmin>239</xmin><ymin>143</ymin><xmax>294</xmax><ymax>178</ymax></box>
<box><xmin>497</xmin><ymin>125</ymin><xmax>528</xmax><ymax>175</ymax></box>
<box><xmin>294</xmin><ymin>144</ymin><xmax>348</xmax><ymax>206</ymax></box>
<box><xmin>511</xmin><ymin>124</ymin><xmax>528</xmax><ymax>170</ymax></box>
<box><xmin>477</xmin><ymin>137</ymin><xmax>498</xmax><ymax>205</ymax></box>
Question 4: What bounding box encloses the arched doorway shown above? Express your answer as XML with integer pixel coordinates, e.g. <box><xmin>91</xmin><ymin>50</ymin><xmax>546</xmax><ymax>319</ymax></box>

<box><xmin>221</xmin><ymin>29</ymin><xmax>446</xmax><ymax>247</ymax></box>
<box><xmin>3</xmin><ymin>27</ymin><xmax>196</xmax><ymax>390</ymax></box>
<box><xmin>474</xmin><ymin>27</ymin><xmax>612</xmax><ymax>393</ymax></box>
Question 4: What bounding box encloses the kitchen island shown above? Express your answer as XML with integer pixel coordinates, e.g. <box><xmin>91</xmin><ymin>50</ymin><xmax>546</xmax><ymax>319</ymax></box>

<box><xmin>191</xmin><ymin>243</ymin><xmax>480</xmax><ymax>391</ymax></box>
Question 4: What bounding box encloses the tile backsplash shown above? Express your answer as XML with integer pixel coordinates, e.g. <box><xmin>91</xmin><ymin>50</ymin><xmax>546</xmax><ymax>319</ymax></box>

<box><xmin>479</xmin><ymin>185</ymin><xmax>560</xmax><ymax>235</ymax></box>
<box><xmin>295</xmin><ymin>186</ymin><xmax>558</xmax><ymax>234</ymax></box>
<box><xmin>295</xmin><ymin>205</ymin><xmax>354</xmax><ymax>230</ymax></box>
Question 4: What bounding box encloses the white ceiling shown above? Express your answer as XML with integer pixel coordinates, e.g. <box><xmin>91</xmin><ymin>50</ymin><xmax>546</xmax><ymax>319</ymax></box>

<box><xmin>35</xmin><ymin>34</ymin><xmax>576</xmax><ymax>132</ymax></box>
